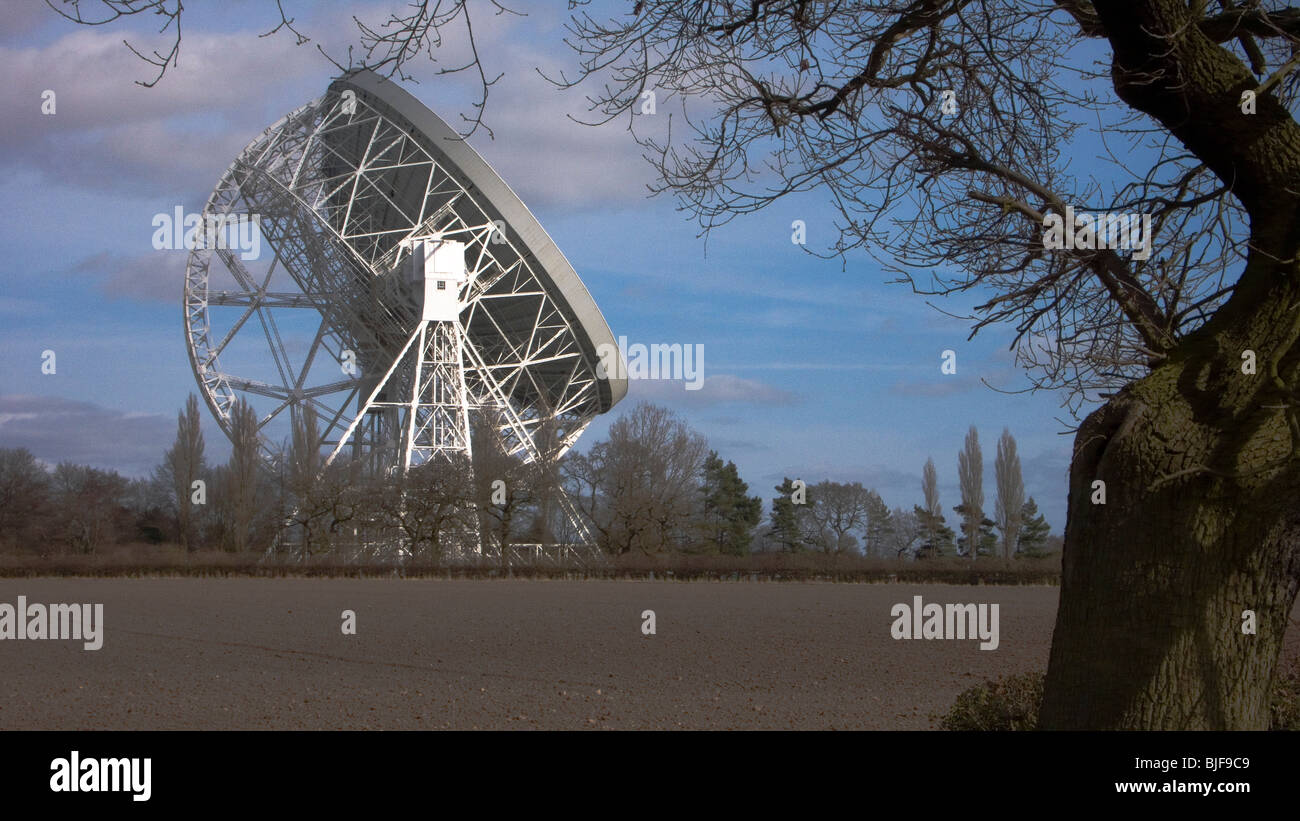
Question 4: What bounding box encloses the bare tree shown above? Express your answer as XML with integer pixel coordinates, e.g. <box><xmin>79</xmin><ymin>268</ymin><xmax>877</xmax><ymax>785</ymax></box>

<box><xmin>316</xmin><ymin>458</ymin><xmax>368</xmax><ymax>553</ymax></box>
<box><xmin>374</xmin><ymin>457</ymin><xmax>475</xmax><ymax>561</ymax></box>
<box><xmin>552</xmin><ymin>1</ymin><xmax>1300</xmax><ymax>728</ymax></box>
<box><xmin>564</xmin><ymin>402</ymin><xmax>708</xmax><ymax>555</ymax></box>
<box><xmin>45</xmin><ymin>0</ymin><xmax>188</xmax><ymax>88</ymax></box>
<box><xmin>957</xmin><ymin>427</ymin><xmax>984</xmax><ymax>561</ymax></box>
<box><xmin>562</xmin><ymin>447</ymin><xmax>612</xmax><ymax>549</ymax></box>
<box><xmin>47</xmin><ymin>0</ymin><xmax>521</xmax><ymax>137</ymax></box>
<box><xmin>285</xmin><ymin>404</ymin><xmax>325</xmax><ymax>558</ymax></box>
<box><xmin>0</xmin><ymin>448</ymin><xmax>51</xmax><ymax>551</ymax></box>
<box><xmin>523</xmin><ymin>398</ymin><xmax>567</xmax><ymax>544</ymax></box>
<box><xmin>922</xmin><ymin>458</ymin><xmax>941</xmax><ymax>519</ymax></box>
<box><xmin>471</xmin><ymin>412</ymin><xmax>539</xmax><ymax>565</ymax></box>
<box><xmin>994</xmin><ymin>428</ymin><xmax>1025</xmax><ymax>560</ymax></box>
<box><xmin>916</xmin><ymin>456</ymin><xmax>948</xmax><ymax>556</ymax></box>
<box><xmin>227</xmin><ymin>398</ymin><xmax>260</xmax><ymax>553</ymax></box>
<box><xmin>50</xmin><ymin>463</ymin><xmax>130</xmax><ymax>554</ymax></box>
<box><xmin>804</xmin><ymin>480</ymin><xmax>870</xmax><ymax>554</ymax></box>
<box><xmin>164</xmin><ymin>394</ymin><xmax>205</xmax><ymax>551</ymax></box>
<box><xmin>885</xmin><ymin>506</ymin><xmax>924</xmax><ymax>559</ymax></box>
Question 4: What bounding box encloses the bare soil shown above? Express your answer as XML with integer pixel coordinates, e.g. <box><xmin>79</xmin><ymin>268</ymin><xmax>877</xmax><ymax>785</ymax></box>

<box><xmin>0</xmin><ymin>579</ymin><xmax>1294</xmax><ymax>730</ymax></box>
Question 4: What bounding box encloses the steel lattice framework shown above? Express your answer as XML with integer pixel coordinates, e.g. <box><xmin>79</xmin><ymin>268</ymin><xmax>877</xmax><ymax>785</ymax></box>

<box><xmin>183</xmin><ymin>70</ymin><xmax>626</xmax><ymax>550</ymax></box>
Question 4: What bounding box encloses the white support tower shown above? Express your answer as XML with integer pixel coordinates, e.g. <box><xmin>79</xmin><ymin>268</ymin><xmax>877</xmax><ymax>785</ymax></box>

<box><xmin>404</xmin><ymin>239</ymin><xmax>473</xmax><ymax>470</ymax></box>
<box><xmin>328</xmin><ymin>238</ymin><xmax>477</xmax><ymax>471</ymax></box>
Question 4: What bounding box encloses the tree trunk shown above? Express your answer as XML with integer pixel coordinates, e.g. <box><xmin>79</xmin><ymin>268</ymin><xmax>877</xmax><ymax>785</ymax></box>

<box><xmin>1040</xmin><ymin>0</ymin><xmax>1300</xmax><ymax>731</ymax></box>
<box><xmin>499</xmin><ymin>507</ymin><xmax>512</xmax><ymax>570</ymax></box>
<box><xmin>1041</xmin><ymin>283</ymin><xmax>1300</xmax><ymax>729</ymax></box>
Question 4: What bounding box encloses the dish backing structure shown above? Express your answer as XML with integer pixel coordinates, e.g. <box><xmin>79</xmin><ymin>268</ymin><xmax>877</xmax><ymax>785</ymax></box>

<box><xmin>183</xmin><ymin>69</ymin><xmax>626</xmax><ymax>559</ymax></box>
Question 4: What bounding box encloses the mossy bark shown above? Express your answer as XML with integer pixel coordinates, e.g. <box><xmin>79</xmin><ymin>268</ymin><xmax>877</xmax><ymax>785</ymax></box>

<box><xmin>1042</xmin><ymin>341</ymin><xmax>1300</xmax><ymax>728</ymax></box>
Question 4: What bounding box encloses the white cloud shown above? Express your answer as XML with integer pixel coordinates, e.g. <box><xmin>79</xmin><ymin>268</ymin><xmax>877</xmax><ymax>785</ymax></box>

<box><xmin>630</xmin><ymin>373</ymin><xmax>798</xmax><ymax>407</ymax></box>
<box><xmin>0</xmin><ymin>2</ymin><xmax>661</xmax><ymax>214</ymax></box>
<box><xmin>0</xmin><ymin>25</ymin><xmax>324</xmax><ymax>198</ymax></box>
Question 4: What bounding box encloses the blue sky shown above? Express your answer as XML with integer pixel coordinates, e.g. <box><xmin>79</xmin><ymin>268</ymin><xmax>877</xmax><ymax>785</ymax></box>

<box><xmin>0</xmin><ymin>1</ymin><xmax>1079</xmax><ymax>532</ymax></box>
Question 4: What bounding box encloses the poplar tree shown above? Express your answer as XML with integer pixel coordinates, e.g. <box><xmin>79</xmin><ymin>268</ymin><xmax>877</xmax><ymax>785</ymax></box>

<box><xmin>164</xmin><ymin>394</ymin><xmax>205</xmax><ymax>551</ymax></box>
<box><xmin>227</xmin><ymin>398</ymin><xmax>260</xmax><ymax>553</ymax></box>
<box><xmin>994</xmin><ymin>429</ymin><xmax>1025</xmax><ymax>560</ymax></box>
<box><xmin>956</xmin><ymin>427</ymin><xmax>984</xmax><ymax>562</ymax></box>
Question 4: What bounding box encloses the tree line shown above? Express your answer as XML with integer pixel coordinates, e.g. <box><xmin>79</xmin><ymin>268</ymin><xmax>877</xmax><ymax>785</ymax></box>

<box><xmin>568</xmin><ymin>406</ymin><xmax>1056</xmax><ymax>559</ymax></box>
<box><xmin>0</xmin><ymin>395</ymin><xmax>567</xmax><ymax>561</ymax></box>
<box><xmin>0</xmin><ymin>398</ymin><xmax>1057</xmax><ymax>560</ymax></box>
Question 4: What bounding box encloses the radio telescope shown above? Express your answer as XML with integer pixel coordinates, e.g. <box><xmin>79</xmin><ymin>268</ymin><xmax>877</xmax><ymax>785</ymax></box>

<box><xmin>183</xmin><ymin>69</ymin><xmax>626</xmax><ymax>550</ymax></box>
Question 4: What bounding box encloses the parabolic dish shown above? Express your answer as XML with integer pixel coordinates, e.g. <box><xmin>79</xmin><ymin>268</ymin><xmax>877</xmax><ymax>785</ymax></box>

<box><xmin>184</xmin><ymin>68</ymin><xmax>626</xmax><ymax>471</ymax></box>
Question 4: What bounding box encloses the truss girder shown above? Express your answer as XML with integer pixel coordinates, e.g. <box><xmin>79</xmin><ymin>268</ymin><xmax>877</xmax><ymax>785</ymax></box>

<box><xmin>184</xmin><ymin>78</ymin><xmax>612</xmax><ymax>551</ymax></box>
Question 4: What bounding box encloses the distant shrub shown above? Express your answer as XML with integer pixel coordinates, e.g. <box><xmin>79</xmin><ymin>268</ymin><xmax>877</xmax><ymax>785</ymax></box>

<box><xmin>940</xmin><ymin>665</ymin><xmax>1300</xmax><ymax>730</ymax></box>
<box><xmin>939</xmin><ymin>672</ymin><xmax>1044</xmax><ymax>731</ymax></box>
